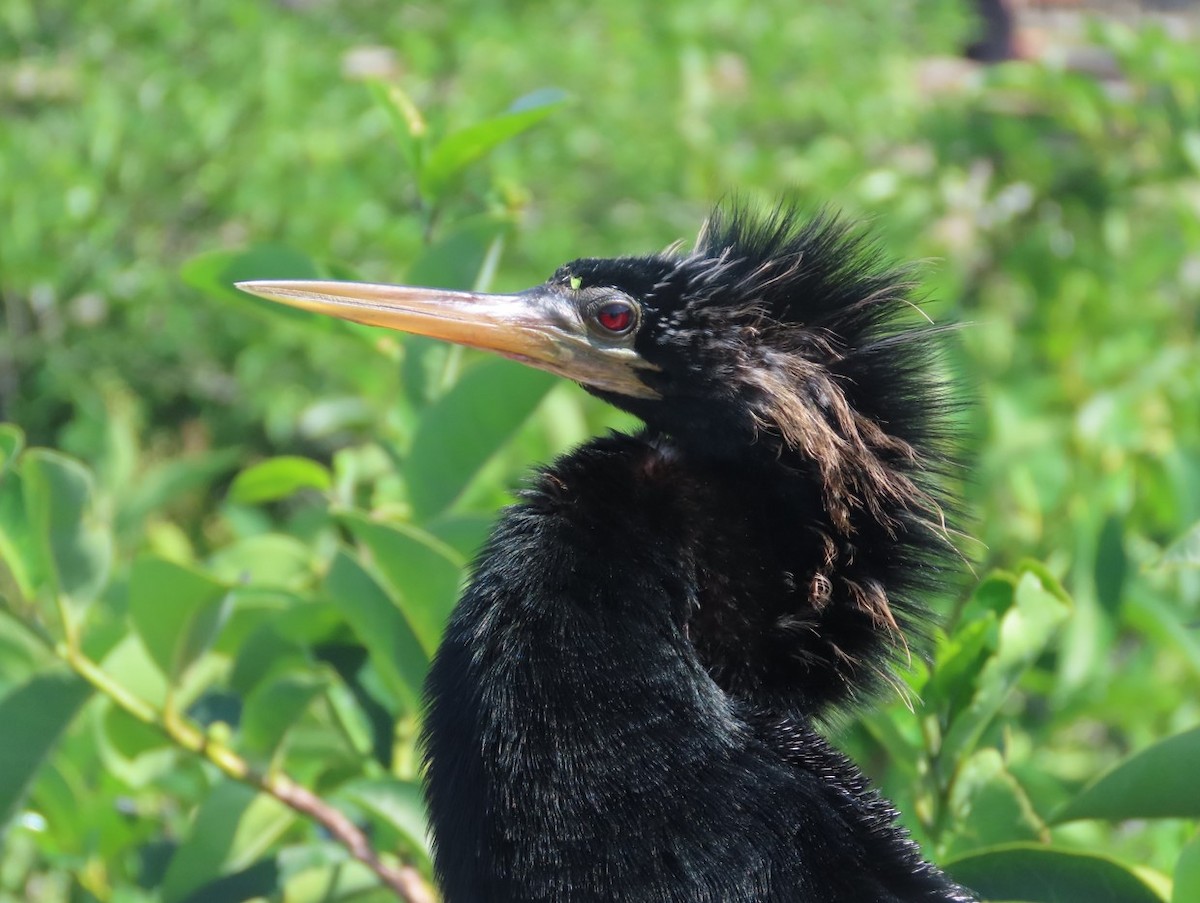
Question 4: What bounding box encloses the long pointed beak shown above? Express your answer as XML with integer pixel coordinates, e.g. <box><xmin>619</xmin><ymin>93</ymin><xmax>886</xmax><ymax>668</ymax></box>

<box><xmin>235</xmin><ymin>280</ymin><xmax>659</xmax><ymax>399</ymax></box>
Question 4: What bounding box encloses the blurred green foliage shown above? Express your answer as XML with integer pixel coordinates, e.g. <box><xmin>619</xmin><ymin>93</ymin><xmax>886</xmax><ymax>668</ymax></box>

<box><xmin>2</xmin><ymin>0</ymin><xmax>1199</xmax><ymax>900</ymax></box>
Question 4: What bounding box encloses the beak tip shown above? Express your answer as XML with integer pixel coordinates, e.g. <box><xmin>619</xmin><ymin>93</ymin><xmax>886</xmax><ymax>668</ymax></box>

<box><xmin>235</xmin><ymin>281</ymin><xmax>280</xmax><ymax>302</ymax></box>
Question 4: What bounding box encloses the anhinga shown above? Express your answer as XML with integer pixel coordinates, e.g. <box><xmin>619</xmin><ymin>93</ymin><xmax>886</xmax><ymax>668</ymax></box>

<box><xmin>239</xmin><ymin>205</ymin><xmax>977</xmax><ymax>902</ymax></box>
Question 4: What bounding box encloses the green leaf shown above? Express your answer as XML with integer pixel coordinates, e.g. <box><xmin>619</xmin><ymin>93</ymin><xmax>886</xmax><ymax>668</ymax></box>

<box><xmin>946</xmin><ymin>844</ymin><xmax>1166</xmax><ymax>903</ymax></box>
<box><xmin>1094</xmin><ymin>515</ymin><xmax>1127</xmax><ymax>613</ymax></box>
<box><xmin>339</xmin><ymin>512</ymin><xmax>463</xmax><ymax>654</ymax></box>
<box><xmin>102</xmin><ymin>701</ymin><xmax>172</xmax><ymax>760</ymax></box>
<box><xmin>228</xmin><ymin>623</ymin><xmax>309</xmax><ymax>697</ymax></box>
<box><xmin>100</xmin><ymin>633</ymin><xmax>169</xmax><ymax>709</ymax></box>
<box><xmin>406</xmin><ymin>358</ymin><xmax>555</xmax><ymax>519</ymax></box>
<box><xmin>1053</xmin><ymin>726</ymin><xmax>1200</xmax><ymax>823</ymax></box>
<box><xmin>229</xmin><ymin>457</ymin><xmax>332</xmax><ymax>504</ymax></box>
<box><xmin>178</xmin><ymin>856</ymin><xmax>281</xmax><ymax>903</ymax></box>
<box><xmin>275</xmin><ymin>842</ymin><xmax>351</xmax><ymax>881</ymax></box>
<box><xmin>207</xmin><ymin>534</ymin><xmax>316</xmax><ymax>591</ymax></box>
<box><xmin>240</xmin><ymin>670</ymin><xmax>328</xmax><ymax>756</ymax></box>
<box><xmin>419</xmin><ymin>88</ymin><xmax>568</xmax><ymax>200</ymax></box>
<box><xmin>406</xmin><ymin>216</ymin><xmax>510</xmax><ymax>290</ymax></box>
<box><xmin>278</xmin><ymin>849</ymin><xmax>379</xmax><ymax>902</ymax></box>
<box><xmin>95</xmin><ymin>701</ymin><xmax>178</xmax><ymax>790</ymax></box>
<box><xmin>0</xmin><ymin>425</ymin><xmax>32</xmax><ymax>607</ymax></box>
<box><xmin>0</xmin><ymin>423</ymin><xmax>24</xmax><ymax>477</ymax></box>
<box><xmin>338</xmin><ymin>776</ymin><xmax>431</xmax><ymax>866</ymax></box>
<box><xmin>1174</xmin><ymin>832</ymin><xmax>1200</xmax><ymax>903</ymax></box>
<box><xmin>0</xmin><ymin>610</ymin><xmax>49</xmax><ymax>691</ymax></box>
<box><xmin>182</xmin><ymin>245</ymin><xmax>323</xmax><ymax>315</ymax></box>
<box><xmin>162</xmin><ymin>780</ymin><xmax>294</xmax><ymax>903</ymax></box>
<box><xmin>0</xmin><ymin>670</ymin><xmax>92</xmax><ymax>825</ymax></box>
<box><xmin>129</xmin><ymin>556</ymin><xmax>232</xmax><ymax>683</ymax></box>
<box><xmin>941</xmin><ymin>566</ymin><xmax>1071</xmax><ymax>767</ymax></box>
<box><xmin>1182</xmin><ymin>129</ymin><xmax>1200</xmax><ymax>176</ymax></box>
<box><xmin>1124</xmin><ymin>593</ymin><xmax>1200</xmax><ymax>686</ymax></box>
<box><xmin>0</xmin><ymin>467</ymin><xmax>39</xmax><ymax>607</ymax></box>
<box><xmin>427</xmin><ymin>514</ymin><xmax>494</xmax><ymax>561</ymax></box>
<box><xmin>401</xmin><ymin>218</ymin><xmax>512</xmax><ymax>406</ymax></box>
<box><xmin>322</xmin><ymin>548</ymin><xmax>429</xmax><ymax>712</ymax></box>
<box><xmin>926</xmin><ymin>613</ymin><xmax>999</xmax><ymax>725</ymax></box>
<box><xmin>943</xmin><ymin>750</ymin><xmax>1047</xmax><ymax>857</ymax></box>
<box><xmin>22</xmin><ymin>448</ymin><xmax>113</xmax><ymax>622</ymax></box>
<box><xmin>368</xmin><ymin>80</ymin><xmax>426</xmax><ymax>172</ymax></box>
<box><xmin>1157</xmin><ymin>520</ymin><xmax>1200</xmax><ymax>571</ymax></box>
<box><xmin>117</xmin><ymin>447</ymin><xmax>243</xmax><ymax>537</ymax></box>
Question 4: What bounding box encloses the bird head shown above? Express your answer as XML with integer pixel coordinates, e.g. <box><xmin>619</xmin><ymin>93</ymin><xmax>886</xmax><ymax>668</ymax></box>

<box><xmin>239</xmin><ymin>206</ymin><xmax>942</xmax><ymax>525</ymax></box>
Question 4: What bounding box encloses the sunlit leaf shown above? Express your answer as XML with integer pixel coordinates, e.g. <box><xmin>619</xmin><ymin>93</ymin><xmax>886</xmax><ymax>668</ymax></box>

<box><xmin>338</xmin><ymin>776</ymin><xmax>431</xmax><ymax>867</ymax></box>
<box><xmin>1174</xmin><ymin>832</ymin><xmax>1200</xmax><ymax>903</ymax></box>
<box><xmin>946</xmin><ymin>844</ymin><xmax>1166</xmax><ymax>903</ymax></box>
<box><xmin>322</xmin><ymin>548</ymin><xmax>428</xmax><ymax>713</ymax></box>
<box><xmin>102</xmin><ymin>700</ymin><xmax>171</xmax><ymax>759</ymax></box>
<box><xmin>207</xmin><ymin>534</ymin><xmax>316</xmax><ymax>591</ymax></box>
<box><xmin>1182</xmin><ymin>129</ymin><xmax>1200</xmax><ymax>176</ymax></box>
<box><xmin>402</xmin><ymin>218</ymin><xmax>512</xmax><ymax>406</ymax></box>
<box><xmin>943</xmin><ymin>750</ymin><xmax>1048</xmax><ymax>857</ymax></box>
<box><xmin>406</xmin><ymin>216</ymin><xmax>510</xmax><ymax>290</ymax></box>
<box><xmin>419</xmin><ymin>88</ymin><xmax>568</xmax><ymax>200</ymax></box>
<box><xmin>0</xmin><ymin>425</ymin><xmax>32</xmax><ymax>606</ymax></box>
<box><xmin>0</xmin><ymin>424</ymin><xmax>23</xmax><ymax>477</ymax></box>
<box><xmin>368</xmin><ymin>80</ymin><xmax>426</xmax><ymax>172</ymax></box>
<box><xmin>406</xmin><ymin>358</ymin><xmax>555</xmax><ymax>519</ymax></box>
<box><xmin>339</xmin><ymin>512</ymin><xmax>463</xmax><ymax>654</ymax></box>
<box><xmin>22</xmin><ymin>449</ymin><xmax>113</xmax><ymax>623</ymax></box>
<box><xmin>100</xmin><ymin>634</ymin><xmax>170</xmax><ymax>711</ymax></box>
<box><xmin>0</xmin><ymin>467</ymin><xmax>39</xmax><ymax>607</ymax></box>
<box><xmin>117</xmin><ymin>447</ymin><xmax>243</xmax><ymax>537</ymax></box>
<box><xmin>229</xmin><ymin>456</ymin><xmax>332</xmax><ymax>504</ymax></box>
<box><xmin>940</xmin><ymin>566</ymin><xmax>1071</xmax><ymax>767</ymax></box>
<box><xmin>427</xmin><ymin>514</ymin><xmax>494</xmax><ymax>561</ymax></box>
<box><xmin>1157</xmin><ymin>520</ymin><xmax>1200</xmax><ymax>571</ymax></box>
<box><xmin>926</xmin><ymin>611</ymin><xmax>999</xmax><ymax>724</ymax></box>
<box><xmin>162</xmin><ymin>780</ymin><xmax>294</xmax><ymax>903</ymax></box>
<box><xmin>227</xmin><ymin>621</ymin><xmax>310</xmax><ymax>697</ymax></box>
<box><xmin>240</xmin><ymin>670</ymin><xmax>328</xmax><ymax>755</ymax></box>
<box><xmin>278</xmin><ymin>849</ymin><xmax>379</xmax><ymax>901</ymax></box>
<box><xmin>1053</xmin><ymin>727</ymin><xmax>1200</xmax><ymax>823</ymax></box>
<box><xmin>129</xmin><ymin>556</ymin><xmax>232</xmax><ymax>683</ymax></box>
<box><xmin>182</xmin><ymin>245</ymin><xmax>323</xmax><ymax>316</ymax></box>
<box><xmin>95</xmin><ymin>700</ymin><xmax>177</xmax><ymax>789</ymax></box>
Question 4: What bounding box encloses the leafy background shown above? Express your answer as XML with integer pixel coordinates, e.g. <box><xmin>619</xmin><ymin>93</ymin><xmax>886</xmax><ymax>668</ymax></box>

<box><xmin>2</xmin><ymin>1</ymin><xmax>1199</xmax><ymax>900</ymax></box>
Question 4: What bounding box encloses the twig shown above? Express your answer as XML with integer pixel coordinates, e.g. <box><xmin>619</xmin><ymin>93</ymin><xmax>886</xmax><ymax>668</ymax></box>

<box><xmin>269</xmin><ymin>777</ymin><xmax>435</xmax><ymax>903</ymax></box>
<box><xmin>57</xmin><ymin>641</ymin><xmax>436</xmax><ymax>903</ymax></box>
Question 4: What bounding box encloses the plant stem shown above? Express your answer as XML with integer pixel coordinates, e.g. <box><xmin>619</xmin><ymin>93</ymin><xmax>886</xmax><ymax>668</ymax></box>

<box><xmin>55</xmin><ymin>640</ymin><xmax>435</xmax><ymax>903</ymax></box>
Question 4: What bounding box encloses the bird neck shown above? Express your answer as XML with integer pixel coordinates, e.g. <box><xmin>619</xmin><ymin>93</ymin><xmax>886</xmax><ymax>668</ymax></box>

<box><xmin>422</xmin><ymin>432</ymin><xmax>965</xmax><ymax>901</ymax></box>
<box><xmin>638</xmin><ymin>425</ymin><xmax>937</xmax><ymax>720</ymax></box>
<box><xmin>423</xmin><ymin>471</ymin><xmax>778</xmax><ymax>899</ymax></box>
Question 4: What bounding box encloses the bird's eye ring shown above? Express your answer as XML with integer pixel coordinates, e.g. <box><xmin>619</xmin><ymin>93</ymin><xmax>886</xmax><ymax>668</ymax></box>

<box><xmin>591</xmin><ymin>299</ymin><xmax>637</xmax><ymax>336</ymax></box>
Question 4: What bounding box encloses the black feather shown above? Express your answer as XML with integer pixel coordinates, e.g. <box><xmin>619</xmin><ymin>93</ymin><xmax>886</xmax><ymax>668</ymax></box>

<box><xmin>422</xmin><ymin>203</ymin><xmax>975</xmax><ymax>902</ymax></box>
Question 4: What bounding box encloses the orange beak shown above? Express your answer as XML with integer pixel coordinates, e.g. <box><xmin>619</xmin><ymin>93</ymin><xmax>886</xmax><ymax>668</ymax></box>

<box><xmin>235</xmin><ymin>279</ymin><xmax>659</xmax><ymax>399</ymax></box>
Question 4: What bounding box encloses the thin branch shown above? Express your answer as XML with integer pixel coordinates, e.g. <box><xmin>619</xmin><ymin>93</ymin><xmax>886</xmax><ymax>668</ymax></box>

<box><xmin>57</xmin><ymin>640</ymin><xmax>436</xmax><ymax>903</ymax></box>
<box><xmin>269</xmin><ymin>777</ymin><xmax>435</xmax><ymax>903</ymax></box>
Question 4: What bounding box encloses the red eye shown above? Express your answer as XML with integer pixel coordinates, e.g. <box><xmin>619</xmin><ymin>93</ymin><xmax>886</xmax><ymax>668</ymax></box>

<box><xmin>594</xmin><ymin>301</ymin><xmax>635</xmax><ymax>334</ymax></box>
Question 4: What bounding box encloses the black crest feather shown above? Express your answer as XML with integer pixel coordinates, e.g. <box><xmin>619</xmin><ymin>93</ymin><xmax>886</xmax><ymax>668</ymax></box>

<box><xmin>653</xmin><ymin>204</ymin><xmax>964</xmax><ymax>718</ymax></box>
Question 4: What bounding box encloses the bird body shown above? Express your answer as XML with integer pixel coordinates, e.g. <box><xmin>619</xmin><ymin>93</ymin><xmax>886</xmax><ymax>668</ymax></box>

<box><xmin>239</xmin><ymin>205</ymin><xmax>977</xmax><ymax>902</ymax></box>
<box><xmin>425</xmin><ymin>432</ymin><xmax>971</xmax><ymax>901</ymax></box>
